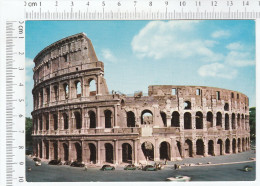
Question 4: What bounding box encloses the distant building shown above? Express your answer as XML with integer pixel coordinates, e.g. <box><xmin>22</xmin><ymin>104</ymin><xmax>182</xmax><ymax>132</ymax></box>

<box><xmin>32</xmin><ymin>33</ymin><xmax>250</xmax><ymax>164</ymax></box>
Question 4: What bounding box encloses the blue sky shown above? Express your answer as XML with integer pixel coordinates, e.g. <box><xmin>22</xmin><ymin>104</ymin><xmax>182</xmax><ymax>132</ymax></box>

<box><xmin>25</xmin><ymin>20</ymin><xmax>256</xmax><ymax>117</ymax></box>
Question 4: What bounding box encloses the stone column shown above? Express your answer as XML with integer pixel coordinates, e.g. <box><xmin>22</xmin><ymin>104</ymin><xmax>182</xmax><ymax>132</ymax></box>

<box><xmin>154</xmin><ymin>138</ymin><xmax>160</xmax><ymax>161</ymax></box>
<box><xmin>81</xmin><ymin>109</ymin><xmax>85</xmax><ymax>131</ymax></box>
<box><xmin>229</xmin><ymin>114</ymin><xmax>232</xmax><ymax>131</ymax></box>
<box><xmin>204</xmin><ymin>138</ymin><xmax>208</xmax><ymax>157</ymax></box>
<box><xmin>133</xmin><ymin>139</ymin><xmax>138</xmax><ymax>165</ymax></box>
<box><xmin>181</xmin><ymin>137</ymin><xmax>185</xmax><ymax>158</ymax></box>
<box><xmin>203</xmin><ymin>114</ymin><xmax>207</xmax><ymax>131</ymax></box>
<box><xmin>222</xmin><ymin>112</ymin><xmax>225</xmax><ymax>129</ymax></box>
<box><xmin>97</xmin><ymin>140</ymin><xmax>101</xmax><ymax>164</ymax></box>
<box><xmin>170</xmin><ymin>137</ymin><xmax>176</xmax><ymax>161</ymax></box>
<box><xmin>179</xmin><ymin>113</ymin><xmax>184</xmax><ymax>131</ymax></box>
<box><xmin>97</xmin><ymin>75</ymin><xmax>100</xmax><ymax>95</ymax></box>
<box><xmin>57</xmin><ymin>140</ymin><xmax>61</xmax><ymax>160</ymax></box>
<box><xmin>118</xmin><ymin>144</ymin><xmax>122</xmax><ymax>165</ymax></box>
<box><xmin>192</xmin><ymin>139</ymin><xmax>196</xmax><ymax>157</ymax></box>
<box><xmin>191</xmin><ymin>113</ymin><xmax>196</xmax><ymax>130</ymax></box>
<box><xmin>114</xmin><ymin>140</ymin><xmax>119</xmax><ymax>165</ymax></box>
<box><xmin>69</xmin><ymin>79</ymin><xmax>72</xmax><ymax>99</ymax></box>
<box><xmin>166</xmin><ymin>114</ymin><xmax>171</xmax><ymax>127</ymax></box>
<box><xmin>96</xmin><ymin>107</ymin><xmax>100</xmax><ymax>128</ymax></box>
<box><xmin>42</xmin><ymin>140</ymin><xmax>46</xmax><ymax>159</ymax></box>
<box><xmin>57</xmin><ymin>111</ymin><xmax>60</xmax><ymax>134</ymax></box>
<box><xmin>213</xmin><ymin>112</ymin><xmax>216</xmax><ymax>130</ymax></box>
<box><xmin>114</xmin><ymin>105</ymin><xmax>118</xmax><ymax>128</ymax></box>
<box><xmin>82</xmin><ymin>141</ymin><xmax>87</xmax><ymax>163</ymax></box>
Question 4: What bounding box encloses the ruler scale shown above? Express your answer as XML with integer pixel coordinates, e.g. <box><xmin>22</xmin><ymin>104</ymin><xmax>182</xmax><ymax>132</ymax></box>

<box><xmin>5</xmin><ymin>20</ymin><xmax>25</xmax><ymax>186</ymax></box>
<box><xmin>1</xmin><ymin>0</ymin><xmax>259</xmax><ymax>185</ymax></box>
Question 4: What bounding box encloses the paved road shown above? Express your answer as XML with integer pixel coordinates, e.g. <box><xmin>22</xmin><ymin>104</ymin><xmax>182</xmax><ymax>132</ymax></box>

<box><xmin>26</xmin><ymin>150</ymin><xmax>256</xmax><ymax>182</ymax></box>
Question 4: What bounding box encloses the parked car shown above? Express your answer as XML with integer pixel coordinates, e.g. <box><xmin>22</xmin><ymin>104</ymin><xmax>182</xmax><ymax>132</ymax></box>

<box><xmin>48</xmin><ymin>159</ymin><xmax>62</xmax><ymax>165</ymax></box>
<box><xmin>243</xmin><ymin>165</ymin><xmax>253</xmax><ymax>172</ymax></box>
<box><xmin>100</xmin><ymin>164</ymin><xmax>115</xmax><ymax>171</ymax></box>
<box><xmin>124</xmin><ymin>164</ymin><xmax>137</xmax><ymax>170</ymax></box>
<box><xmin>70</xmin><ymin>161</ymin><xmax>85</xmax><ymax>167</ymax></box>
<box><xmin>166</xmin><ymin>175</ymin><xmax>191</xmax><ymax>182</ymax></box>
<box><xmin>35</xmin><ymin>161</ymin><xmax>41</xmax><ymax>166</ymax></box>
<box><xmin>33</xmin><ymin>157</ymin><xmax>41</xmax><ymax>162</ymax></box>
<box><xmin>143</xmin><ymin>165</ymin><xmax>157</xmax><ymax>171</ymax></box>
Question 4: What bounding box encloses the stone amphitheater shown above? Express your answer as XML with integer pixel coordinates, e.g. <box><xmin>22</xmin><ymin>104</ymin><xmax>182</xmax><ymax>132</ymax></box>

<box><xmin>31</xmin><ymin>33</ymin><xmax>250</xmax><ymax>165</ymax></box>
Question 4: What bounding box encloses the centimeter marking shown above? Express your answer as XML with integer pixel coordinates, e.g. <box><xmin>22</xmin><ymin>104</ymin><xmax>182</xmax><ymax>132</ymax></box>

<box><xmin>5</xmin><ymin>20</ymin><xmax>25</xmax><ymax>186</ymax></box>
<box><xmin>24</xmin><ymin>0</ymin><xmax>260</xmax><ymax>20</ymax></box>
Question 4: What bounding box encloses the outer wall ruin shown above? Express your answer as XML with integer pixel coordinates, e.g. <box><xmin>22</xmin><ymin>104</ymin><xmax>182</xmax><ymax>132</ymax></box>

<box><xmin>31</xmin><ymin>33</ymin><xmax>250</xmax><ymax>165</ymax></box>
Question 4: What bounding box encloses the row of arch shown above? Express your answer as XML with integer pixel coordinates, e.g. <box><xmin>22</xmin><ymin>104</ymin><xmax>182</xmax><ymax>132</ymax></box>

<box><xmin>34</xmin><ymin>109</ymin><xmax>248</xmax><ymax>132</ymax></box>
<box><xmin>34</xmin><ymin>78</ymin><xmax>97</xmax><ymax>109</ymax></box>
<box><xmin>35</xmin><ymin>137</ymin><xmax>250</xmax><ymax>164</ymax></box>
<box><xmin>34</xmin><ymin>110</ymin><xmax>113</xmax><ymax>131</ymax></box>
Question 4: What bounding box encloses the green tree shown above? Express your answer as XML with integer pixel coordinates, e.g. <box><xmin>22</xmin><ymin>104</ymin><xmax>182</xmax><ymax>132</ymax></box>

<box><xmin>25</xmin><ymin>117</ymin><xmax>33</xmax><ymax>147</ymax></box>
<box><xmin>249</xmin><ymin>107</ymin><xmax>256</xmax><ymax>140</ymax></box>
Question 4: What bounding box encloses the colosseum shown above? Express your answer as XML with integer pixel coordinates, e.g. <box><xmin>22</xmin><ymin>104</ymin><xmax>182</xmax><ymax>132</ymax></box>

<box><xmin>31</xmin><ymin>33</ymin><xmax>250</xmax><ymax>165</ymax></box>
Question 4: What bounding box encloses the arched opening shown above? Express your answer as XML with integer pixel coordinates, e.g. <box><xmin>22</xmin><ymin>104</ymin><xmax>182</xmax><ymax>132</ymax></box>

<box><xmin>127</xmin><ymin>111</ymin><xmax>135</xmax><ymax>127</ymax></box>
<box><xmin>54</xmin><ymin>85</ymin><xmax>59</xmax><ymax>101</ymax></box>
<box><xmin>39</xmin><ymin>142</ymin><xmax>42</xmax><ymax>158</ymax></box>
<box><xmin>184</xmin><ymin>101</ymin><xmax>191</xmax><ymax>110</ymax></box>
<box><xmin>231</xmin><ymin>92</ymin><xmax>234</xmax><ymax>98</ymax></box>
<box><xmin>208</xmin><ymin>140</ymin><xmax>214</xmax><ymax>156</ymax></box>
<box><xmin>237</xmin><ymin>114</ymin><xmax>240</xmax><ymax>127</ymax></box>
<box><xmin>225</xmin><ymin>138</ymin><xmax>230</xmax><ymax>154</ymax></box>
<box><xmin>184</xmin><ymin>112</ymin><xmax>192</xmax><ymax>129</ymax></box>
<box><xmin>89</xmin><ymin>143</ymin><xmax>96</xmax><ymax>164</ymax></box>
<box><xmin>45</xmin><ymin>113</ymin><xmax>49</xmax><ymax>130</ymax></box>
<box><xmin>40</xmin><ymin>90</ymin><xmax>43</xmax><ymax>107</ymax></box>
<box><xmin>160</xmin><ymin>141</ymin><xmax>170</xmax><ymax>160</ymax></box>
<box><xmin>45</xmin><ymin>141</ymin><xmax>49</xmax><ymax>159</ymax></box>
<box><xmin>74</xmin><ymin>112</ymin><xmax>82</xmax><ymax>129</ymax></box>
<box><xmin>238</xmin><ymin>138</ymin><xmax>241</xmax><ymax>152</ymax></box>
<box><xmin>89</xmin><ymin>79</ymin><xmax>96</xmax><ymax>96</ymax></box>
<box><xmin>46</xmin><ymin>87</ymin><xmax>50</xmax><ymax>103</ymax></box>
<box><xmin>184</xmin><ymin>139</ymin><xmax>192</xmax><ymax>157</ymax></box>
<box><xmin>195</xmin><ymin>111</ymin><xmax>203</xmax><ymax>129</ymax></box>
<box><xmin>63</xmin><ymin>143</ymin><xmax>69</xmax><ymax>161</ymax></box>
<box><xmin>225</xmin><ymin>114</ymin><xmax>229</xmax><ymax>130</ymax></box>
<box><xmin>241</xmin><ymin>114</ymin><xmax>245</xmax><ymax>129</ymax></box>
<box><xmin>75</xmin><ymin>81</ymin><xmax>82</xmax><ymax>97</ymax></box>
<box><xmin>53</xmin><ymin>142</ymin><xmax>58</xmax><ymax>160</ymax></box>
<box><xmin>196</xmin><ymin>139</ymin><xmax>204</xmax><ymax>156</ymax></box>
<box><xmin>141</xmin><ymin>110</ymin><xmax>153</xmax><ymax>124</ymax></box>
<box><xmin>104</xmin><ymin>110</ymin><xmax>112</xmax><ymax>128</ymax></box>
<box><xmin>39</xmin><ymin>115</ymin><xmax>43</xmax><ymax>130</ymax></box>
<box><xmin>105</xmin><ymin>143</ymin><xmax>114</xmax><ymax>163</ymax></box>
<box><xmin>224</xmin><ymin>103</ymin><xmax>229</xmax><ymax>111</ymax></box>
<box><xmin>53</xmin><ymin>114</ymin><xmax>58</xmax><ymax>130</ymax></box>
<box><xmin>232</xmin><ymin>113</ymin><xmax>236</xmax><ymax>129</ymax></box>
<box><xmin>216</xmin><ymin>112</ymin><xmax>222</xmax><ymax>127</ymax></box>
<box><xmin>141</xmin><ymin>142</ymin><xmax>154</xmax><ymax>161</ymax></box>
<box><xmin>122</xmin><ymin>143</ymin><xmax>132</xmax><ymax>163</ymax></box>
<box><xmin>64</xmin><ymin>83</ymin><xmax>69</xmax><ymax>99</ymax></box>
<box><xmin>217</xmin><ymin>139</ymin><xmax>223</xmax><ymax>155</ymax></box>
<box><xmin>160</xmin><ymin>111</ymin><xmax>167</xmax><ymax>127</ymax></box>
<box><xmin>89</xmin><ymin>111</ymin><xmax>96</xmax><ymax>128</ymax></box>
<box><xmin>75</xmin><ymin>142</ymin><xmax>82</xmax><ymax>162</ymax></box>
<box><xmin>63</xmin><ymin>113</ymin><xmax>69</xmax><ymax>129</ymax></box>
<box><xmin>207</xmin><ymin>112</ymin><xmax>213</xmax><ymax>128</ymax></box>
<box><xmin>232</xmin><ymin>139</ymin><xmax>236</xmax><ymax>153</ymax></box>
<box><xmin>171</xmin><ymin>111</ymin><xmax>180</xmax><ymax>127</ymax></box>
<box><xmin>242</xmin><ymin>138</ymin><xmax>245</xmax><ymax>151</ymax></box>
<box><xmin>177</xmin><ymin>141</ymin><xmax>182</xmax><ymax>157</ymax></box>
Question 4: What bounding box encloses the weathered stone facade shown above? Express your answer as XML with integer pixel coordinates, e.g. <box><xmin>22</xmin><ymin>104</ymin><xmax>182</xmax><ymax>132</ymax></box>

<box><xmin>32</xmin><ymin>33</ymin><xmax>250</xmax><ymax>165</ymax></box>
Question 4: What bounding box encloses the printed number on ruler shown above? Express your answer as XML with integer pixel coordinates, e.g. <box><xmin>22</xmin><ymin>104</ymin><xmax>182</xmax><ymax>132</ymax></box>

<box><xmin>24</xmin><ymin>0</ymin><xmax>260</xmax><ymax>20</ymax></box>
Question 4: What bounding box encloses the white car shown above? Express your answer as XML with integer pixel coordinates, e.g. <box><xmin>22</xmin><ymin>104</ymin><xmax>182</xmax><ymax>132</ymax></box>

<box><xmin>166</xmin><ymin>175</ymin><xmax>191</xmax><ymax>182</ymax></box>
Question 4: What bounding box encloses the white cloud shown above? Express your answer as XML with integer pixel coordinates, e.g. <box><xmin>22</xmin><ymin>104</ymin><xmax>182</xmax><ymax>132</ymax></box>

<box><xmin>131</xmin><ymin>21</ymin><xmax>223</xmax><ymax>62</ymax></box>
<box><xmin>226</xmin><ymin>42</ymin><xmax>244</xmax><ymax>50</ymax></box>
<box><xmin>211</xmin><ymin>30</ymin><xmax>230</xmax><ymax>38</ymax></box>
<box><xmin>198</xmin><ymin>63</ymin><xmax>237</xmax><ymax>79</ymax></box>
<box><xmin>225</xmin><ymin>51</ymin><xmax>255</xmax><ymax>67</ymax></box>
<box><xmin>101</xmin><ymin>49</ymin><xmax>117</xmax><ymax>63</ymax></box>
